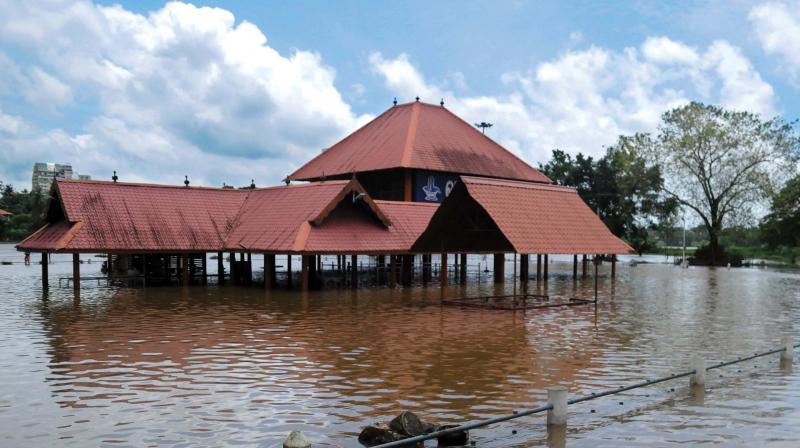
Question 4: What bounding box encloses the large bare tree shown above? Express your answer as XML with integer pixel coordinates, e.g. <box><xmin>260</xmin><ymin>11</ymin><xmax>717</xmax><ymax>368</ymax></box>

<box><xmin>647</xmin><ymin>102</ymin><xmax>799</xmax><ymax>264</ymax></box>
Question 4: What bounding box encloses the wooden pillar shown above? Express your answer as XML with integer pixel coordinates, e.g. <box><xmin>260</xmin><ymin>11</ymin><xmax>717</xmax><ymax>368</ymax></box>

<box><xmin>107</xmin><ymin>253</ymin><xmax>113</xmax><ymax>275</ymax></box>
<box><xmin>459</xmin><ymin>253</ymin><xmax>467</xmax><ymax>285</ymax></box>
<box><xmin>229</xmin><ymin>252</ymin><xmax>237</xmax><ymax>284</ymax></box>
<box><xmin>401</xmin><ymin>255</ymin><xmax>413</xmax><ymax>286</ymax></box>
<box><xmin>611</xmin><ymin>255</ymin><xmax>617</xmax><ymax>279</ymax></box>
<box><xmin>520</xmin><ymin>254</ymin><xmax>529</xmax><ymax>283</ymax></box>
<box><xmin>182</xmin><ymin>254</ymin><xmax>189</xmax><ymax>286</ymax></box>
<box><xmin>72</xmin><ymin>253</ymin><xmax>80</xmax><ymax>293</ymax></box>
<box><xmin>422</xmin><ymin>254</ymin><xmax>431</xmax><ymax>285</ymax></box>
<box><xmin>544</xmin><ymin>254</ymin><xmax>549</xmax><ymax>282</ymax></box>
<box><xmin>287</xmin><ymin>254</ymin><xmax>293</xmax><ymax>289</ymax></box>
<box><xmin>403</xmin><ymin>170</ymin><xmax>413</xmax><ymax>202</ymax></box>
<box><xmin>440</xmin><ymin>253</ymin><xmax>448</xmax><ymax>287</ymax></box>
<box><xmin>389</xmin><ymin>255</ymin><xmax>397</xmax><ymax>288</ymax></box>
<box><xmin>217</xmin><ymin>252</ymin><xmax>225</xmax><ymax>285</ymax></box>
<box><xmin>264</xmin><ymin>254</ymin><xmax>275</xmax><ymax>289</ymax></box>
<box><xmin>582</xmin><ymin>254</ymin><xmax>588</xmax><ymax>279</ymax></box>
<box><xmin>41</xmin><ymin>252</ymin><xmax>49</xmax><ymax>290</ymax></box>
<box><xmin>493</xmin><ymin>253</ymin><xmax>505</xmax><ymax>284</ymax></box>
<box><xmin>201</xmin><ymin>254</ymin><xmax>207</xmax><ymax>285</ymax></box>
<box><xmin>536</xmin><ymin>254</ymin><xmax>542</xmax><ymax>281</ymax></box>
<box><xmin>301</xmin><ymin>255</ymin><xmax>310</xmax><ymax>291</ymax></box>
<box><xmin>573</xmin><ymin>254</ymin><xmax>578</xmax><ymax>280</ymax></box>
<box><xmin>350</xmin><ymin>255</ymin><xmax>358</xmax><ymax>287</ymax></box>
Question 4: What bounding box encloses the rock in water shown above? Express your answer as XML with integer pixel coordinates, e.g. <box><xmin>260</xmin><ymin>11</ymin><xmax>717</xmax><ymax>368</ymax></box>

<box><xmin>283</xmin><ymin>430</ymin><xmax>311</xmax><ymax>448</ymax></box>
<box><xmin>389</xmin><ymin>411</ymin><xmax>426</xmax><ymax>437</ymax></box>
<box><xmin>358</xmin><ymin>424</ymin><xmax>403</xmax><ymax>447</ymax></box>
<box><xmin>436</xmin><ymin>425</ymin><xmax>469</xmax><ymax>446</ymax></box>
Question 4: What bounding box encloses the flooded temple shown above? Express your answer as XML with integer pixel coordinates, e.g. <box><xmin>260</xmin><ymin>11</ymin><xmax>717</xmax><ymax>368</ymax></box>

<box><xmin>17</xmin><ymin>100</ymin><xmax>631</xmax><ymax>292</ymax></box>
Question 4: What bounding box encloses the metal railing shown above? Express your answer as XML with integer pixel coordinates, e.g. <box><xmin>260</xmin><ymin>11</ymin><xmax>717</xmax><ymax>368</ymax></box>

<box><xmin>370</xmin><ymin>339</ymin><xmax>798</xmax><ymax>448</ymax></box>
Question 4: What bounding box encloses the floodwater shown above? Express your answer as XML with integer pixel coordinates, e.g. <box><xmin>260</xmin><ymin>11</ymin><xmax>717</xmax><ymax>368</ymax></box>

<box><xmin>1</xmin><ymin>244</ymin><xmax>799</xmax><ymax>448</ymax></box>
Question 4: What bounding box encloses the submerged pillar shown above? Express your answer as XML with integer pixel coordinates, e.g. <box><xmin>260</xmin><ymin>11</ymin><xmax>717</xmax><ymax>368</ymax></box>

<box><xmin>544</xmin><ymin>254</ymin><xmax>549</xmax><ymax>282</ymax></box>
<box><xmin>301</xmin><ymin>255</ymin><xmax>311</xmax><ymax>291</ymax></box>
<box><xmin>229</xmin><ymin>252</ymin><xmax>237</xmax><ymax>285</ymax></box>
<box><xmin>459</xmin><ymin>253</ymin><xmax>467</xmax><ymax>285</ymax></box>
<box><xmin>182</xmin><ymin>254</ymin><xmax>189</xmax><ymax>286</ymax></box>
<box><xmin>72</xmin><ymin>253</ymin><xmax>80</xmax><ymax>294</ymax></box>
<box><xmin>217</xmin><ymin>251</ymin><xmax>225</xmax><ymax>285</ymax></box>
<box><xmin>536</xmin><ymin>254</ymin><xmax>542</xmax><ymax>282</ymax></box>
<box><xmin>493</xmin><ymin>253</ymin><xmax>505</xmax><ymax>284</ymax></box>
<box><xmin>582</xmin><ymin>254</ymin><xmax>588</xmax><ymax>279</ymax></box>
<box><xmin>287</xmin><ymin>254</ymin><xmax>293</xmax><ymax>289</ymax></box>
<box><xmin>350</xmin><ymin>254</ymin><xmax>358</xmax><ymax>288</ymax></box>
<box><xmin>572</xmin><ymin>254</ymin><xmax>578</xmax><ymax>280</ymax></box>
<box><xmin>264</xmin><ymin>254</ymin><xmax>275</xmax><ymax>289</ymax></box>
<box><xmin>611</xmin><ymin>255</ymin><xmax>617</xmax><ymax>279</ymax></box>
<box><xmin>389</xmin><ymin>255</ymin><xmax>397</xmax><ymax>288</ymax></box>
<box><xmin>41</xmin><ymin>252</ymin><xmax>49</xmax><ymax>290</ymax></box>
<box><xmin>201</xmin><ymin>253</ymin><xmax>208</xmax><ymax>285</ymax></box>
<box><xmin>402</xmin><ymin>255</ymin><xmax>413</xmax><ymax>286</ymax></box>
<box><xmin>440</xmin><ymin>253</ymin><xmax>448</xmax><ymax>287</ymax></box>
<box><xmin>520</xmin><ymin>254</ymin><xmax>529</xmax><ymax>283</ymax></box>
<box><xmin>422</xmin><ymin>254</ymin><xmax>431</xmax><ymax>285</ymax></box>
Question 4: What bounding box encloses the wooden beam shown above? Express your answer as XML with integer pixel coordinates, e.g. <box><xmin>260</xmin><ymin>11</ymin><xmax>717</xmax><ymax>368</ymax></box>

<box><xmin>41</xmin><ymin>252</ymin><xmax>48</xmax><ymax>290</ymax></box>
<box><xmin>422</xmin><ymin>254</ymin><xmax>431</xmax><ymax>285</ymax></box>
<box><xmin>264</xmin><ymin>254</ymin><xmax>275</xmax><ymax>289</ymax></box>
<box><xmin>229</xmin><ymin>252</ymin><xmax>237</xmax><ymax>284</ymax></box>
<box><xmin>401</xmin><ymin>255</ymin><xmax>412</xmax><ymax>286</ymax></box>
<box><xmin>573</xmin><ymin>254</ymin><xmax>578</xmax><ymax>280</ymax></box>
<box><xmin>72</xmin><ymin>253</ymin><xmax>80</xmax><ymax>293</ymax></box>
<box><xmin>611</xmin><ymin>255</ymin><xmax>617</xmax><ymax>279</ymax></box>
<box><xmin>201</xmin><ymin>254</ymin><xmax>207</xmax><ymax>285</ymax></box>
<box><xmin>536</xmin><ymin>254</ymin><xmax>542</xmax><ymax>282</ymax></box>
<box><xmin>582</xmin><ymin>254</ymin><xmax>588</xmax><ymax>279</ymax></box>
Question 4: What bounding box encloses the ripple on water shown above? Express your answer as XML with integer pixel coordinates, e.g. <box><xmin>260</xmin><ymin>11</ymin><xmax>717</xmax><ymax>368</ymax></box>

<box><xmin>0</xmin><ymin>248</ymin><xmax>799</xmax><ymax>447</ymax></box>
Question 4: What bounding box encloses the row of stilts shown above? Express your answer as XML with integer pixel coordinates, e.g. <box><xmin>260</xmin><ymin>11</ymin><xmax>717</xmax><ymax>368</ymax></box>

<box><xmin>41</xmin><ymin>251</ymin><xmax>616</xmax><ymax>293</ymax></box>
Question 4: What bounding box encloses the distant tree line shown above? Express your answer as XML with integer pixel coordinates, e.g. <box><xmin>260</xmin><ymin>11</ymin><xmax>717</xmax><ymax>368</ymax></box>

<box><xmin>0</xmin><ymin>183</ymin><xmax>48</xmax><ymax>242</ymax></box>
<box><xmin>540</xmin><ymin>102</ymin><xmax>800</xmax><ymax>265</ymax></box>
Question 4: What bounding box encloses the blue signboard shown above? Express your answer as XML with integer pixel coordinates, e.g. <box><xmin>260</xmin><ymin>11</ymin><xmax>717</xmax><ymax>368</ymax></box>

<box><xmin>414</xmin><ymin>171</ymin><xmax>460</xmax><ymax>203</ymax></box>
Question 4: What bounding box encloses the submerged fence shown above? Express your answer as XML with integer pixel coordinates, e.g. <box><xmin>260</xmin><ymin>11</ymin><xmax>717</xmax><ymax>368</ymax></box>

<box><xmin>366</xmin><ymin>336</ymin><xmax>798</xmax><ymax>448</ymax></box>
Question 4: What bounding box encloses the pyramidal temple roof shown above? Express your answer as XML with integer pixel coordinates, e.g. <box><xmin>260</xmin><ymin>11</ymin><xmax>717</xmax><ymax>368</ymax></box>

<box><xmin>288</xmin><ymin>101</ymin><xmax>551</xmax><ymax>183</ymax></box>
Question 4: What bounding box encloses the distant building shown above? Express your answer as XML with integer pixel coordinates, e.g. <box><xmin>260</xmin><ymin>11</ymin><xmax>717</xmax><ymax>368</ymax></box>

<box><xmin>31</xmin><ymin>163</ymin><xmax>90</xmax><ymax>191</ymax></box>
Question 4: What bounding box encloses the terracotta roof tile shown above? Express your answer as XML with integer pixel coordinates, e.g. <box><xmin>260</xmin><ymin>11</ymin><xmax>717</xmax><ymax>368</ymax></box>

<box><xmin>288</xmin><ymin>101</ymin><xmax>550</xmax><ymax>183</ymax></box>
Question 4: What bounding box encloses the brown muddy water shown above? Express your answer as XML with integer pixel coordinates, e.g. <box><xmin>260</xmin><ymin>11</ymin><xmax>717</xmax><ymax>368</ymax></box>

<box><xmin>1</xmin><ymin>244</ymin><xmax>799</xmax><ymax>447</ymax></box>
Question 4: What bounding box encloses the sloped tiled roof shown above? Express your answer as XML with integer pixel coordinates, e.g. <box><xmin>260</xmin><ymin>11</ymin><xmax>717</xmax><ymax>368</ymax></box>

<box><xmin>413</xmin><ymin>176</ymin><xmax>633</xmax><ymax>254</ymax></box>
<box><xmin>17</xmin><ymin>178</ymin><xmax>435</xmax><ymax>254</ymax></box>
<box><xmin>0</xmin><ymin>208</ymin><xmax>11</xmax><ymax>216</ymax></box>
<box><xmin>288</xmin><ymin>101</ymin><xmax>551</xmax><ymax>183</ymax></box>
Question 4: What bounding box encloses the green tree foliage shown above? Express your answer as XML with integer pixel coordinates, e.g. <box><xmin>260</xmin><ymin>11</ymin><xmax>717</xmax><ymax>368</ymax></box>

<box><xmin>0</xmin><ymin>184</ymin><xmax>49</xmax><ymax>242</ymax></box>
<box><xmin>540</xmin><ymin>137</ymin><xmax>677</xmax><ymax>255</ymax></box>
<box><xmin>761</xmin><ymin>175</ymin><xmax>800</xmax><ymax>248</ymax></box>
<box><xmin>645</xmin><ymin>102</ymin><xmax>799</xmax><ymax>264</ymax></box>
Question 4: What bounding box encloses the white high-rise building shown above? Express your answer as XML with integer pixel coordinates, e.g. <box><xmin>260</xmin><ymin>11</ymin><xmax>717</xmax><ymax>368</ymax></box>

<box><xmin>31</xmin><ymin>163</ymin><xmax>90</xmax><ymax>191</ymax></box>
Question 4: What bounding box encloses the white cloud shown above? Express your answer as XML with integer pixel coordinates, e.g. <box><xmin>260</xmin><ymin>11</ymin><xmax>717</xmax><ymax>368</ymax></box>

<box><xmin>749</xmin><ymin>1</ymin><xmax>800</xmax><ymax>81</ymax></box>
<box><xmin>0</xmin><ymin>0</ymin><xmax>370</xmax><ymax>187</ymax></box>
<box><xmin>369</xmin><ymin>37</ymin><xmax>776</xmax><ymax>165</ymax></box>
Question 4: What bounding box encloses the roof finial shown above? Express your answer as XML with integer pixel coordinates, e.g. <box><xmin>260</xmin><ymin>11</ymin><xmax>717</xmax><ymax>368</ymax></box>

<box><xmin>393</xmin><ymin>97</ymin><xmax>397</xmax><ymax>106</ymax></box>
<box><xmin>415</xmin><ymin>96</ymin><xmax>420</xmax><ymax>102</ymax></box>
<box><xmin>250</xmin><ymin>179</ymin><xmax>255</xmax><ymax>189</ymax></box>
<box><xmin>440</xmin><ymin>98</ymin><xmax>444</xmax><ymax>107</ymax></box>
<box><xmin>284</xmin><ymin>177</ymin><xmax>290</xmax><ymax>186</ymax></box>
<box><xmin>184</xmin><ymin>175</ymin><xmax>190</xmax><ymax>188</ymax></box>
<box><xmin>112</xmin><ymin>170</ymin><xmax>118</xmax><ymax>183</ymax></box>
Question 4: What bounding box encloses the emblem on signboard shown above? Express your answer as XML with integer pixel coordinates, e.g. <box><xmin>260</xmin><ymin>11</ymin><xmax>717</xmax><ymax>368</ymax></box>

<box><xmin>422</xmin><ymin>176</ymin><xmax>442</xmax><ymax>201</ymax></box>
<box><xmin>445</xmin><ymin>180</ymin><xmax>456</xmax><ymax>197</ymax></box>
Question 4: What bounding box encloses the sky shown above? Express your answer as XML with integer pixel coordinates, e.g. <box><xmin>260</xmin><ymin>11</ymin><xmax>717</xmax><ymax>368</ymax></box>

<box><xmin>2</xmin><ymin>0</ymin><xmax>800</xmax><ymax>189</ymax></box>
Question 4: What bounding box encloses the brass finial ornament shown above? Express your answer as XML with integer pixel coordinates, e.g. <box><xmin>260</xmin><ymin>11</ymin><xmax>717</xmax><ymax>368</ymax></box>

<box><xmin>112</xmin><ymin>171</ymin><xmax>118</xmax><ymax>183</ymax></box>
<box><xmin>415</xmin><ymin>96</ymin><xmax>420</xmax><ymax>102</ymax></box>
<box><xmin>393</xmin><ymin>97</ymin><xmax>397</xmax><ymax>106</ymax></box>
<box><xmin>184</xmin><ymin>175</ymin><xmax>190</xmax><ymax>187</ymax></box>
<box><xmin>440</xmin><ymin>98</ymin><xmax>445</xmax><ymax>107</ymax></box>
<box><xmin>250</xmin><ymin>179</ymin><xmax>256</xmax><ymax>189</ymax></box>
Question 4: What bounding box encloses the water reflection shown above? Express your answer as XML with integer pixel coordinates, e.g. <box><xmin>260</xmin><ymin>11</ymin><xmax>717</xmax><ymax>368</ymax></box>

<box><xmin>0</xmin><ymin>248</ymin><xmax>799</xmax><ymax>447</ymax></box>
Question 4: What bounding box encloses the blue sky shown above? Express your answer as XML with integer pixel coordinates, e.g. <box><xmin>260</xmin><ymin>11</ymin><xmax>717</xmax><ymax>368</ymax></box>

<box><xmin>1</xmin><ymin>0</ymin><xmax>800</xmax><ymax>188</ymax></box>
